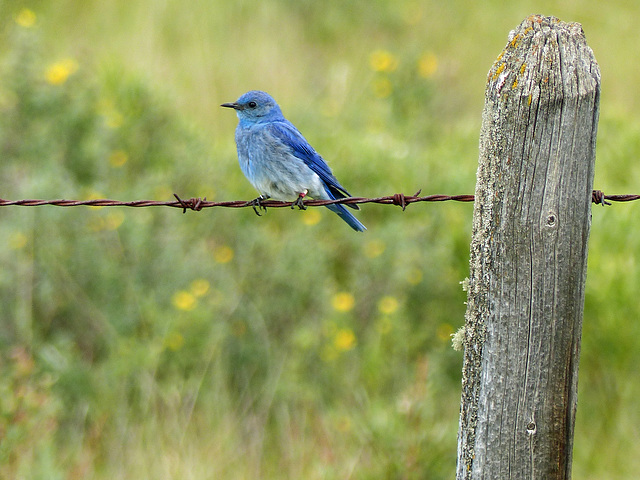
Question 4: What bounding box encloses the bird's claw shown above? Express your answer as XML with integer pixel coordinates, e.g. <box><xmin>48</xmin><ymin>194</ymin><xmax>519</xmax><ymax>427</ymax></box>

<box><xmin>292</xmin><ymin>191</ymin><xmax>308</xmax><ymax>210</ymax></box>
<box><xmin>247</xmin><ymin>195</ymin><xmax>269</xmax><ymax>216</ymax></box>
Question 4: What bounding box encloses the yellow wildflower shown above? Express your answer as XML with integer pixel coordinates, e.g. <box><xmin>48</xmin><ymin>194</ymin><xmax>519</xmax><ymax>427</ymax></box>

<box><xmin>190</xmin><ymin>279</ymin><xmax>210</xmax><ymax>297</ymax></box>
<box><xmin>369</xmin><ymin>50</ymin><xmax>399</xmax><ymax>72</ymax></box>
<box><xmin>105</xmin><ymin>212</ymin><xmax>125</xmax><ymax>230</ymax></box>
<box><xmin>45</xmin><ymin>59</ymin><xmax>78</xmax><ymax>86</ymax></box>
<box><xmin>332</xmin><ymin>292</ymin><xmax>355</xmax><ymax>312</ymax></box>
<box><xmin>97</xmin><ymin>99</ymin><xmax>124</xmax><ymax>128</ymax></box>
<box><xmin>378</xmin><ymin>296</ymin><xmax>399</xmax><ymax>315</ymax></box>
<box><xmin>109</xmin><ymin>150</ymin><xmax>128</xmax><ymax>167</ymax></box>
<box><xmin>9</xmin><ymin>232</ymin><xmax>28</xmax><ymax>250</ymax></box>
<box><xmin>164</xmin><ymin>332</ymin><xmax>185</xmax><ymax>351</ymax></box>
<box><xmin>334</xmin><ymin>328</ymin><xmax>356</xmax><ymax>351</ymax></box>
<box><xmin>213</xmin><ymin>245</ymin><xmax>234</xmax><ymax>263</ymax></box>
<box><xmin>172</xmin><ymin>291</ymin><xmax>197</xmax><ymax>311</ymax></box>
<box><xmin>15</xmin><ymin>9</ymin><xmax>36</xmax><ymax>28</ymax></box>
<box><xmin>85</xmin><ymin>190</ymin><xmax>105</xmax><ymax>209</ymax></box>
<box><xmin>418</xmin><ymin>52</ymin><xmax>438</xmax><ymax>78</ymax></box>
<box><xmin>321</xmin><ymin>345</ymin><xmax>338</xmax><ymax>362</ymax></box>
<box><xmin>302</xmin><ymin>209</ymin><xmax>322</xmax><ymax>226</ymax></box>
<box><xmin>364</xmin><ymin>239</ymin><xmax>386</xmax><ymax>258</ymax></box>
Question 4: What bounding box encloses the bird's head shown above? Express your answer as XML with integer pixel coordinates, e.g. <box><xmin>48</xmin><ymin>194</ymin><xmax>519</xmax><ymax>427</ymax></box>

<box><xmin>221</xmin><ymin>90</ymin><xmax>284</xmax><ymax>124</ymax></box>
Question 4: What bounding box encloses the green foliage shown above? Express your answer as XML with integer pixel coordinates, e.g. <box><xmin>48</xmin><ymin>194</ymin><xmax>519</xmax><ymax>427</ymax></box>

<box><xmin>0</xmin><ymin>2</ymin><xmax>639</xmax><ymax>479</ymax></box>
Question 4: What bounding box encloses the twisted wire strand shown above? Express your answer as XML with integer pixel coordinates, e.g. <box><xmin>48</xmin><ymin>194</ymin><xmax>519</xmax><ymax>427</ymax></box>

<box><xmin>0</xmin><ymin>190</ymin><xmax>632</xmax><ymax>210</ymax></box>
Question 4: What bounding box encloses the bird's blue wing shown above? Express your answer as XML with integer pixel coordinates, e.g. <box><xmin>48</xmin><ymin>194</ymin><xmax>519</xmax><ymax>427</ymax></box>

<box><xmin>266</xmin><ymin>121</ymin><xmax>357</xmax><ymax>206</ymax></box>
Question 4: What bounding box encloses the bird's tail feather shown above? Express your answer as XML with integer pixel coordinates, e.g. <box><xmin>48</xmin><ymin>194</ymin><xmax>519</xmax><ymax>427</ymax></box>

<box><xmin>325</xmin><ymin>204</ymin><xmax>366</xmax><ymax>232</ymax></box>
<box><xmin>327</xmin><ymin>185</ymin><xmax>360</xmax><ymax>210</ymax></box>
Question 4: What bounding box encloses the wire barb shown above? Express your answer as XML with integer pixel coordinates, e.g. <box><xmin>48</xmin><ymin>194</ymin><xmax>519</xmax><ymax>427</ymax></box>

<box><xmin>592</xmin><ymin>190</ymin><xmax>611</xmax><ymax>206</ymax></box>
<box><xmin>173</xmin><ymin>194</ymin><xmax>205</xmax><ymax>213</ymax></box>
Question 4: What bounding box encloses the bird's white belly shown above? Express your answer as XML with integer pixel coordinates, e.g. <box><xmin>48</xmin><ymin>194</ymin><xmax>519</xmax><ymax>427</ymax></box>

<box><xmin>239</xmin><ymin>132</ymin><xmax>327</xmax><ymax>200</ymax></box>
<box><xmin>251</xmin><ymin>163</ymin><xmax>326</xmax><ymax>201</ymax></box>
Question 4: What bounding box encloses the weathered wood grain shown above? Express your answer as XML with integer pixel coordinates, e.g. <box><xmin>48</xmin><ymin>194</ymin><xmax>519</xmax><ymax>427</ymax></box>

<box><xmin>457</xmin><ymin>15</ymin><xmax>600</xmax><ymax>480</ymax></box>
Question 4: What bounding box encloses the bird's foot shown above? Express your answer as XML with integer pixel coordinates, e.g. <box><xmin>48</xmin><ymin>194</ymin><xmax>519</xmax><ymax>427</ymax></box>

<box><xmin>292</xmin><ymin>190</ymin><xmax>308</xmax><ymax>210</ymax></box>
<box><xmin>173</xmin><ymin>194</ymin><xmax>206</xmax><ymax>214</ymax></box>
<box><xmin>247</xmin><ymin>195</ymin><xmax>269</xmax><ymax>216</ymax></box>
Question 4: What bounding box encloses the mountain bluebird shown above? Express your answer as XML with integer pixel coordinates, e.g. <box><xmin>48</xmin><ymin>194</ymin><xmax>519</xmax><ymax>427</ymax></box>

<box><xmin>221</xmin><ymin>90</ymin><xmax>366</xmax><ymax>232</ymax></box>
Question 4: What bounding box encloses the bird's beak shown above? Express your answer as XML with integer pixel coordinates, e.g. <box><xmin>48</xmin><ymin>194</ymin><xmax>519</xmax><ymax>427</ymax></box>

<box><xmin>221</xmin><ymin>102</ymin><xmax>242</xmax><ymax>110</ymax></box>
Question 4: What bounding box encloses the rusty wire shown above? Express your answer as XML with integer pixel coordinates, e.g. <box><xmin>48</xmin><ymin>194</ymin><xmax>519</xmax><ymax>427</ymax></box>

<box><xmin>0</xmin><ymin>190</ymin><xmax>635</xmax><ymax>212</ymax></box>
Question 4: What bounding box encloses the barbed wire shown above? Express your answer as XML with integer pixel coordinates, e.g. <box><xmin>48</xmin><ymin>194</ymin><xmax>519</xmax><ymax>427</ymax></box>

<box><xmin>0</xmin><ymin>190</ymin><xmax>635</xmax><ymax>212</ymax></box>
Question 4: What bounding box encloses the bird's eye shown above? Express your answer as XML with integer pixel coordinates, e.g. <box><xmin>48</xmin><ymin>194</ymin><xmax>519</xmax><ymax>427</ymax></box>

<box><xmin>248</xmin><ymin>101</ymin><xmax>257</xmax><ymax>108</ymax></box>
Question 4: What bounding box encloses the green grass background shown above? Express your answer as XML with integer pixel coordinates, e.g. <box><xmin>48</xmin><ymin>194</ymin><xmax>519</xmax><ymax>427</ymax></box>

<box><xmin>1</xmin><ymin>0</ymin><xmax>639</xmax><ymax>478</ymax></box>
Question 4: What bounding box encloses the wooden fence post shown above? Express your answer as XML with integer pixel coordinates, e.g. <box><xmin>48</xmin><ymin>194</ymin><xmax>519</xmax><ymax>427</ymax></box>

<box><xmin>456</xmin><ymin>15</ymin><xmax>600</xmax><ymax>479</ymax></box>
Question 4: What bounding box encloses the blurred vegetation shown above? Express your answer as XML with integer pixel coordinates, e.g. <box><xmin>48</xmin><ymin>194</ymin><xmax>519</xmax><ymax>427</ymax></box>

<box><xmin>0</xmin><ymin>1</ymin><xmax>639</xmax><ymax>478</ymax></box>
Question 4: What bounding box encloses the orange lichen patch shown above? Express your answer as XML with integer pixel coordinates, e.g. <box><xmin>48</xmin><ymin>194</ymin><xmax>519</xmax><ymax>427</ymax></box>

<box><xmin>512</xmin><ymin>63</ymin><xmax>527</xmax><ymax>89</ymax></box>
<box><xmin>491</xmin><ymin>62</ymin><xmax>506</xmax><ymax>80</ymax></box>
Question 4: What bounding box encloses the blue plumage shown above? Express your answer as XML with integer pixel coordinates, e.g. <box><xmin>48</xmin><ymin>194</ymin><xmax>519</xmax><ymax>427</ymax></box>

<box><xmin>221</xmin><ymin>91</ymin><xmax>366</xmax><ymax>232</ymax></box>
